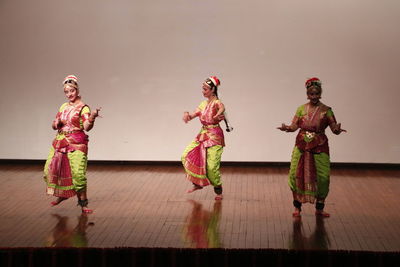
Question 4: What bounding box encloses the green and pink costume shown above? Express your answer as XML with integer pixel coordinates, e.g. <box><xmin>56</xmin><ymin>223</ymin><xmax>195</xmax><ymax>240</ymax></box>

<box><xmin>289</xmin><ymin>103</ymin><xmax>338</xmax><ymax>204</ymax></box>
<box><xmin>44</xmin><ymin>102</ymin><xmax>91</xmax><ymax>198</ymax></box>
<box><xmin>182</xmin><ymin>99</ymin><xmax>225</xmax><ymax>188</ymax></box>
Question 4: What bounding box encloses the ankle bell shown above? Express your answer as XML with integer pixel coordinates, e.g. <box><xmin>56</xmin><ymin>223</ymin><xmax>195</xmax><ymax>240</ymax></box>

<box><xmin>77</xmin><ymin>199</ymin><xmax>89</xmax><ymax>207</ymax></box>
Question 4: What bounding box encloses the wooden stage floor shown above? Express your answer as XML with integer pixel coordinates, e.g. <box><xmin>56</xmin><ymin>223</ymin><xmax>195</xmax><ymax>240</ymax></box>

<box><xmin>0</xmin><ymin>163</ymin><xmax>399</xmax><ymax>251</ymax></box>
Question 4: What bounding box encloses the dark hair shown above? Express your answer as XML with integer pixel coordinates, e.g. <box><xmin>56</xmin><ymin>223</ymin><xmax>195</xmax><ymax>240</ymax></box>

<box><xmin>306</xmin><ymin>81</ymin><xmax>322</xmax><ymax>90</ymax></box>
<box><xmin>64</xmin><ymin>79</ymin><xmax>78</xmax><ymax>86</ymax></box>
<box><xmin>205</xmin><ymin>78</ymin><xmax>219</xmax><ymax>98</ymax></box>
<box><xmin>305</xmin><ymin>77</ymin><xmax>321</xmax><ymax>89</ymax></box>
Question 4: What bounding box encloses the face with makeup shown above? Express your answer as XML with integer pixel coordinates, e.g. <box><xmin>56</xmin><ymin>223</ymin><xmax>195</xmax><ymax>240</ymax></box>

<box><xmin>64</xmin><ymin>84</ymin><xmax>79</xmax><ymax>103</ymax></box>
<box><xmin>202</xmin><ymin>79</ymin><xmax>216</xmax><ymax>98</ymax></box>
<box><xmin>307</xmin><ymin>86</ymin><xmax>321</xmax><ymax>105</ymax></box>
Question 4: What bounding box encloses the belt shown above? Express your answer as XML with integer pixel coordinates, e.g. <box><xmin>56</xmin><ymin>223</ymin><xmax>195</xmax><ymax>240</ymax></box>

<box><xmin>58</xmin><ymin>130</ymin><xmax>82</xmax><ymax>135</ymax></box>
<box><xmin>202</xmin><ymin>124</ymin><xmax>219</xmax><ymax>129</ymax></box>
<box><xmin>300</xmin><ymin>130</ymin><xmax>325</xmax><ymax>140</ymax></box>
<box><xmin>300</xmin><ymin>129</ymin><xmax>324</xmax><ymax>135</ymax></box>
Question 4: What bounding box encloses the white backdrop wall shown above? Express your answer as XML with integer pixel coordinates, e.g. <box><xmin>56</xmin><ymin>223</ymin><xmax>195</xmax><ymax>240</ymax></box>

<box><xmin>0</xmin><ymin>0</ymin><xmax>399</xmax><ymax>163</ymax></box>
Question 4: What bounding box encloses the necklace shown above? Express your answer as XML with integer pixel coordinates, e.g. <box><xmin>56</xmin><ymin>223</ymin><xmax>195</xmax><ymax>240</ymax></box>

<box><xmin>306</xmin><ymin>104</ymin><xmax>320</xmax><ymax>122</ymax></box>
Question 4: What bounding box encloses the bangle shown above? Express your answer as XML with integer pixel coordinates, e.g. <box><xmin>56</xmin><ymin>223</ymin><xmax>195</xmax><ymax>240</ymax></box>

<box><xmin>54</xmin><ymin>120</ymin><xmax>61</xmax><ymax>128</ymax></box>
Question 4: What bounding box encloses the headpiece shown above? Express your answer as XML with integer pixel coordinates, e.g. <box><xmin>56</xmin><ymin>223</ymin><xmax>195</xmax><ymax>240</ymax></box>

<box><xmin>208</xmin><ymin>76</ymin><xmax>221</xmax><ymax>87</ymax></box>
<box><xmin>305</xmin><ymin>77</ymin><xmax>321</xmax><ymax>89</ymax></box>
<box><xmin>63</xmin><ymin>75</ymin><xmax>78</xmax><ymax>85</ymax></box>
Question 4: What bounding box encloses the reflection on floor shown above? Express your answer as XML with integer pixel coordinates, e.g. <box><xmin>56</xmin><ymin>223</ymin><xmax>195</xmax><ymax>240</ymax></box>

<box><xmin>183</xmin><ymin>200</ymin><xmax>222</xmax><ymax>248</ymax></box>
<box><xmin>46</xmin><ymin>213</ymin><xmax>93</xmax><ymax>247</ymax></box>
<box><xmin>0</xmin><ymin>163</ymin><xmax>400</xmax><ymax>251</ymax></box>
<box><xmin>289</xmin><ymin>216</ymin><xmax>330</xmax><ymax>250</ymax></box>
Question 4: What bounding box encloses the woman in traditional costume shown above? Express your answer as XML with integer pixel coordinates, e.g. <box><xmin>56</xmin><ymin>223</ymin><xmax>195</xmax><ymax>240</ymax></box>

<box><xmin>43</xmin><ymin>75</ymin><xmax>100</xmax><ymax>213</ymax></box>
<box><xmin>182</xmin><ymin>76</ymin><xmax>227</xmax><ymax>200</ymax></box>
<box><xmin>277</xmin><ymin>77</ymin><xmax>346</xmax><ymax>217</ymax></box>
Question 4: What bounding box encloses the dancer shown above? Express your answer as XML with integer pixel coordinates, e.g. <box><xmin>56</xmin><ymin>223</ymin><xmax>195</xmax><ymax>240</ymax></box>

<box><xmin>277</xmin><ymin>77</ymin><xmax>346</xmax><ymax>217</ymax></box>
<box><xmin>182</xmin><ymin>76</ymin><xmax>229</xmax><ymax>200</ymax></box>
<box><xmin>43</xmin><ymin>75</ymin><xmax>100</xmax><ymax>213</ymax></box>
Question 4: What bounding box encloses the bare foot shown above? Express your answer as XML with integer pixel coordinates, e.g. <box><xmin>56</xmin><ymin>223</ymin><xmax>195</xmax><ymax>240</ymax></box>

<box><xmin>315</xmin><ymin>210</ymin><xmax>330</xmax><ymax>217</ymax></box>
<box><xmin>50</xmin><ymin>197</ymin><xmax>67</xmax><ymax>206</ymax></box>
<box><xmin>214</xmin><ymin>195</ymin><xmax>223</xmax><ymax>200</ymax></box>
<box><xmin>186</xmin><ymin>186</ymin><xmax>203</xmax><ymax>193</ymax></box>
<box><xmin>292</xmin><ymin>208</ymin><xmax>301</xmax><ymax>217</ymax></box>
<box><xmin>81</xmin><ymin>207</ymin><xmax>93</xmax><ymax>214</ymax></box>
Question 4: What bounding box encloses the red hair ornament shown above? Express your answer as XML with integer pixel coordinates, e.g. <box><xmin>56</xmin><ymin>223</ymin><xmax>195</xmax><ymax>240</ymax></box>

<box><xmin>305</xmin><ymin>77</ymin><xmax>321</xmax><ymax>89</ymax></box>
<box><xmin>209</xmin><ymin>76</ymin><xmax>220</xmax><ymax>87</ymax></box>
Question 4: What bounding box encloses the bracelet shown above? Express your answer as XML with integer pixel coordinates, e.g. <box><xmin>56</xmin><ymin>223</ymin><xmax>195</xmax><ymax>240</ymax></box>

<box><xmin>54</xmin><ymin>120</ymin><xmax>61</xmax><ymax>128</ymax></box>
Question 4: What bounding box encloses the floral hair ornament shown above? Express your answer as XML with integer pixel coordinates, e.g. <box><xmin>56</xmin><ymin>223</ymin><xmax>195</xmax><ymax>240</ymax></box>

<box><xmin>305</xmin><ymin>77</ymin><xmax>321</xmax><ymax>89</ymax></box>
<box><xmin>208</xmin><ymin>76</ymin><xmax>221</xmax><ymax>88</ymax></box>
<box><xmin>63</xmin><ymin>75</ymin><xmax>78</xmax><ymax>85</ymax></box>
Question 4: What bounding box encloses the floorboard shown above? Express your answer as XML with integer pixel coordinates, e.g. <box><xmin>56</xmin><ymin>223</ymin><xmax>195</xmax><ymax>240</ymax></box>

<box><xmin>0</xmin><ymin>163</ymin><xmax>399</xmax><ymax>251</ymax></box>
